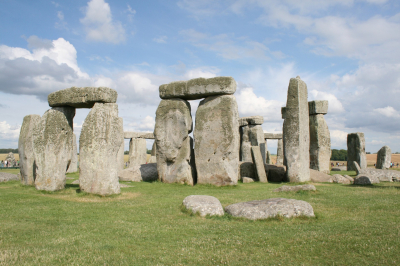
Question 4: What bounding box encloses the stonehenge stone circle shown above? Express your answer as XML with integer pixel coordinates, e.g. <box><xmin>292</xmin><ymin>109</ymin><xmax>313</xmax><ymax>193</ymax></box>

<box><xmin>129</xmin><ymin>138</ymin><xmax>147</xmax><ymax>166</ymax></box>
<box><xmin>347</xmin><ymin>133</ymin><xmax>367</xmax><ymax>171</ymax></box>
<box><xmin>309</xmin><ymin>100</ymin><xmax>331</xmax><ymax>174</ymax></box>
<box><xmin>154</xmin><ymin>99</ymin><xmax>194</xmax><ymax>185</ymax></box>
<box><xmin>159</xmin><ymin>77</ymin><xmax>236</xmax><ymax>100</ymax></box>
<box><xmin>283</xmin><ymin>76</ymin><xmax>310</xmax><ymax>182</ymax></box>
<box><xmin>376</xmin><ymin>145</ymin><xmax>391</xmax><ymax>169</ymax></box>
<box><xmin>48</xmin><ymin>87</ymin><xmax>117</xmax><ymax>108</ymax></box>
<box><xmin>33</xmin><ymin>107</ymin><xmax>75</xmax><ymax>191</ymax></box>
<box><xmin>66</xmin><ymin>134</ymin><xmax>78</xmax><ymax>173</ymax></box>
<box><xmin>18</xmin><ymin>114</ymin><xmax>41</xmax><ymax>185</ymax></box>
<box><xmin>79</xmin><ymin>103</ymin><xmax>123</xmax><ymax>195</ymax></box>
<box><xmin>194</xmin><ymin>95</ymin><xmax>240</xmax><ymax>186</ymax></box>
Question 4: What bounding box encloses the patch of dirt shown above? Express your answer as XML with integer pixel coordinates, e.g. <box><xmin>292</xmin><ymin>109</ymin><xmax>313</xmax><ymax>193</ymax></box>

<box><xmin>40</xmin><ymin>192</ymin><xmax>141</xmax><ymax>203</ymax></box>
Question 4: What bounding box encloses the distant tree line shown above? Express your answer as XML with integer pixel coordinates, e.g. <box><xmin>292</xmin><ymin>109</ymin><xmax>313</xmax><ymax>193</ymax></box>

<box><xmin>330</xmin><ymin>149</ymin><xmax>347</xmax><ymax>161</ymax></box>
<box><xmin>0</xmin><ymin>149</ymin><xmax>18</xmax><ymax>153</ymax></box>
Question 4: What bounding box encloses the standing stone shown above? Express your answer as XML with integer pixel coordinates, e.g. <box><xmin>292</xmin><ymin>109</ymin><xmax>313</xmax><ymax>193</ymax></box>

<box><xmin>66</xmin><ymin>134</ymin><xmax>78</xmax><ymax>173</ymax></box>
<box><xmin>117</xmin><ymin>119</ymin><xmax>125</xmax><ymax>173</ymax></box>
<box><xmin>195</xmin><ymin>95</ymin><xmax>239</xmax><ymax>185</ymax></box>
<box><xmin>376</xmin><ymin>145</ymin><xmax>391</xmax><ymax>169</ymax></box>
<box><xmin>129</xmin><ymin>138</ymin><xmax>147</xmax><ymax>166</ymax></box>
<box><xmin>154</xmin><ymin>99</ymin><xmax>194</xmax><ymax>185</ymax></box>
<box><xmin>309</xmin><ymin>101</ymin><xmax>331</xmax><ymax>174</ymax></box>
<box><xmin>148</xmin><ymin>142</ymin><xmax>157</xmax><ymax>163</ymax></box>
<box><xmin>276</xmin><ymin>139</ymin><xmax>284</xmax><ymax>165</ymax></box>
<box><xmin>33</xmin><ymin>107</ymin><xmax>75</xmax><ymax>191</ymax></box>
<box><xmin>240</xmin><ymin>125</ymin><xmax>266</xmax><ymax>163</ymax></box>
<box><xmin>5</xmin><ymin>152</ymin><xmax>16</xmax><ymax>166</ymax></box>
<box><xmin>79</xmin><ymin>103</ymin><xmax>122</xmax><ymax>195</ymax></box>
<box><xmin>283</xmin><ymin>76</ymin><xmax>310</xmax><ymax>182</ymax></box>
<box><xmin>347</xmin><ymin>133</ymin><xmax>367</xmax><ymax>171</ymax></box>
<box><xmin>266</xmin><ymin>150</ymin><xmax>272</xmax><ymax>164</ymax></box>
<box><xmin>251</xmin><ymin>146</ymin><xmax>268</xmax><ymax>183</ymax></box>
<box><xmin>19</xmin><ymin>114</ymin><xmax>41</xmax><ymax>185</ymax></box>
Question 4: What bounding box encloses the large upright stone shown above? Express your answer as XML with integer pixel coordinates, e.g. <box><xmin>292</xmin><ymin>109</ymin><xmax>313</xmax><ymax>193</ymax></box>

<box><xmin>194</xmin><ymin>95</ymin><xmax>239</xmax><ymax>186</ymax></box>
<box><xmin>251</xmin><ymin>146</ymin><xmax>268</xmax><ymax>183</ymax></box>
<box><xmin>19</xmin><ymin>114</ymin><xmax>41</xmax><ymax>185</ymax></box>
<box><xmin>33</xmin><ymin>107</ymin><xmax>75</xmax><ymax>191</ymax></box>
<box><xmin>129</xmin><ymin>138</ymin><xmax>147</xmax><ymax>166</ymax></box>
<box><xmin>283</xmin><ymin>76</ymin><xmax>310</xmax><ymax>182</ymax></box>
<box><xmin>154</xmin><ymin>99</ymin><xmax>194</xmax><ymax>185</ymax></box>
<box><xmin>48</xmin><ymin>87</ymin><xmax>117</xmax><ymax>108</ymax></box>
<box><xmin>347</xmin><ymin>133</ymin><xmax>367</xmax><ymax>171</ymax></box>
<box><xmin>79</xmin><ymin>103</ymin><xmax>123</xmax><ymax>195</ymax></box>
<box><xmin>159</xmin><ymin>77</ymin><xmax>236</xmax><ymax>100</ymax></box>
<box><xmin>276</xmin><ymin>139</ymin><xmax>284</xmax><ymax>165</ymax></box>
<box><xmin>117</xmin><ymin>118</ymin><xmax>125</xmax><ymax>173</ymax></box>
<box><xmin>66</xmin><ymin>134</ymin><xmax>78</xmax><ymax>173</ymax></box>
<box><xmin>240</xmin><ymin>125</ymin><xmax>266</xmax><ymax>162</ymax></box>
<box><xmin>309</xmin><ymin>101</ymin><xmax>331</xmax><ymax>174</ymax></box>
<box><xmin>376</xmin><ymin>145</ymin><xmax>391</xmax><ymax>169</ymax></box>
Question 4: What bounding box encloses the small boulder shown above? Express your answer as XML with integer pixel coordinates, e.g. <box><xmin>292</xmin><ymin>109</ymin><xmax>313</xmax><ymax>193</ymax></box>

<box><xmin>343</xmin><ymin>175</ymin><xmax>354</xmax><ymax>183</ymax></box>
<box><xmin>273</xmin><ymin>184</ymin><xmax>316</xmax><ymax>192</ymax></box>
<box><xmin>242</xmin><ymin>177</ymin><xmax>255</xmax><ymax>183</ymax></box>
<box><xmin>118</xmin><ymin>163</ymin><xmax>158</xmax><ymax>182</ymax></box>
<box><xmin>0</xmin><ymin>172</ymin><xmax>20</xmax><ymax>182</ymax></box>
<box><xmin>225</xmin><ymin>198</ymin><xmax>315</xmax><ymax>220</ymax></box>
<box><xmin>331</xmin><ymin>174</ymin><xmax>351</xmax><ymax>184</ymax></box>
<box><xmin>310</xmin><ymin>169</ymin><xmax>332</xmax><ymax>183</ymax></box>
<box><xmin>354</xmin><ymin>175</ymin><xmax>380</xmax><ymax>185</ymax></box>
<box><xmin>182</xmin><ymin>195</ymin><xmax>224</xmax><ymax>217</ymax></box>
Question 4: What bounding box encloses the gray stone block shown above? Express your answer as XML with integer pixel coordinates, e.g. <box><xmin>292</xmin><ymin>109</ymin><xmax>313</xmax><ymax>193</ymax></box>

<box><xmin>308</xmin><ymin>100</ymin><xmax>328</xmax><ymax>115</ymax></box>
<box><xmin>124</xmin><ymin>132</ymin><xmax>154</xmax><ymax>139</ymax></box>
<box><xmin>238</xmin><ymin>116</ymin><xmax>264</xmax><ymax>126</ymax></box>
<box><xmin>182</xmin><ymin>195</ymin><xmax>224</xmax><ymax>217</ymax></box>
<box><xmin>48</xmin><ymin>87</ymin><xmax>117</xmax><ymax>108</ymax></box>
<box><xmin>376</xmin><ymin>145</ymin><xmax>391</xmax><ymax>169</ymax></box>
<box><xmin>309</xmin><ymin>114</ymin><xmax>331</xmax><ymax>174</ymax></box>
<box><xmin>347</xmin><ymin>133</ymin><xmax>367</xmax><ymax>171</ymax></box>
<box><xmin>251</xmin><ymin>146</ymin><xmax>268</xmax><ymax>183</ymax></box>
<box><xmin>129</xmin><ymin>138</ymin><xmax>147</xmax><ymax>166</ymax></box>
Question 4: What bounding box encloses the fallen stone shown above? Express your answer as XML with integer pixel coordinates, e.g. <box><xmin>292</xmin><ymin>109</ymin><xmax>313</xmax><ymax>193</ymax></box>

<box><xmin>238</xmin><ymin>116</ymin><xmax>264</xmax><ymax>126</ymax></box>
<box><xmin>310</xmin><ymin>169</ymin><xmax>333</xmax><ymax>183</ymax></box>
<box><xmin>353</xmin><ymin>161</ymin><xmax>400</xmax><ymax>182</ymax></box>
<box><xmin>354</xmin><ymin>175</ymin><xmax>380</xmax><ymax>185</ymax></box>
<box><xmin>159</xmin><ymin>77</ymin><xmax>236</xmax><ymax>100</ymax></box>
<box><xmin>118</xmin><ymin>163</ymin><xmax>158</xmax><ymax>182</ymax></box>
<box><xmin>182</xmin><ymin>195</ymin><xmax>224</xmax><ymax>217</ymax></box>
<box><xmin>376</xmin><ymin>145</ymin><xmax>391</xmax><ymax>169</ymax></box>
<box><xmin>265</xmin><ymin>164</ymin><xmax>286</xmax><ymax>182</ymax></box>
<box><xmin>0</xmin><ymin>172</ymin><xmax>20</xmax><ymax>182</ymax></box>
<box><xmin>48</xmin><ymin>87</ymin><xmax>117</xmax><ymax>108</ymax></box>
<box><xmin>344</xmin><ymin>175</ymin><xmax>354</xmax><ymax>183</ymax></box>
<box><xmin>242</xmin><ymin>177</ymin><xmax>255</xmax><ymax>183</ymax></box>
<box><xmin>240</xmin><ymin>124</ymin><xmax>266</xmax><ymax>162</ymax></box>
<box><xmin>273</xmin><ymin>184</ymin><xmax>316</xmax><ymax>192</ymax></box>
<box><xmin>225</xmin><ymin>198</ymin><xmax>315</xmax><ymax>220</ymax></box>
<box><xmin>331</xmin><ymin>174</ymin><xmax>351</xmax><ymax>184</ymax></box>
<box><xmin>195</xmin><ymin>95</ymin><xmax>239</xmax><ymax>186</ymax></box>
<box><xmin>347</xmin><ymin>133</ymin><xmax>367</xmax><ymax>171</ymax></box>
<box><xmin>251</xmin><ymin>146</ymin><xmax>268</xmax><ymax>183</ymax></box>
<box><xmin>19</xmin><ymin>114</ymin><xmax>41</xmax><ymax>185</ymax></box>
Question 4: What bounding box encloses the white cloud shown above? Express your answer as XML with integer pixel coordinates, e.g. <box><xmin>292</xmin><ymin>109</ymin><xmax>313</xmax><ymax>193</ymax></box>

<box><xmin>126</xmin><ymin>4</ymin><xmax>136</xmax><ymax>22</ymax></box>
<box><xmin>153</xmin><ymin>36</ymin><xmax>167</xmax><ymax>43</ymax></box>
<box><xmin>330</xmin><ymin>129</ymin><xmax>348</xmax><ymax>148</ymax></box>
<box><xmin>374</xmin><ymin>106</ymin><xmax>400</xmax><ymax>118</ymax></box>
<box><xmin>309</xmin><ymin>90</ymin><xmax>345</xmax><ymax>113</ymax></box>
<box><xmin>80</xmin><ymin>0</ymin><xmax>125</xmax><ymax>44</ymax></box>
<box><xmin>57</xmin><ymin>11</ymin><xmax>64</xmax><ymax>20</ymax></box>
<box><xmin>0</xmin><ymin>121</ymin><xmax>21</xmax><ymax>140</ymax></box>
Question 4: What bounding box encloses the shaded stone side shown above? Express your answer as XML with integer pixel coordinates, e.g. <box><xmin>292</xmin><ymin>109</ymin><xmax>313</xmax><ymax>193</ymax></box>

<box><xmin>154</xmin><ymin>99</ymin><xmax>194</xmax><ymax>185</ymax></box>
<box><xmin>347</xmin><ymin>132</ymin><xmax>367</xmax><ymax>171</ymax></box>
<box><xmin>238</xmin><ymin>116</ymin><xmax>264</xmax><ymax>126</ymax></box>
<box><xmin>79</xmin><ymin>103</ymin><xmax>122</xmax><ymax>195</ymax></box>
<box><xmin>33</xmin><ymin>107</ymin><xmax>75</xmax><ymax>191</ymax></box>
<box><xmin>376</xmin><ymin>145</ymin><xmax>391</xmax><ymax>169</ymax></box>
<box><xmin>19</xmin><ymin>114</ymin><xmax>41</xmax><ymax>185</ymax></box>
<box><xmin>148</xmin><ymin>141</ymin><xmax>157</xmax><ymax>163</ymax></box>
<box><xmin>276</xmin><ymin>139</ymin><xmax>284</xmax><ymax>165</ymax></box>
<box><xmin>266</xmin><ymin>150</ymin><xmax>272</xmax><ymax>164</ymax></box>
<box><xmin>283</xmin><ymin>77</ymin><xmax>310</xmax><ymax>182</ymax></box>
<box><xmin>309</xmin><ymin>113</ymin><xmax>331</xmax><ymax>174</ymax></box>
<box><xmin>129</xmin><ymin>138</ymin><xmax>147</xmax><ymax>166</ymax></box>
<box><xmin>117</xmin><ymin>118</ymin><xmax>125</xmax><ymax>173</ymax></box>
<box><xmin>194</xmin><ymin>95</ymin><xmax>239</xmax><ymax>186</ymax></box>
<box><xmin>66</xmin><ymin>134</ymin><xmax>78</xmax><ymax>173</ymax></box>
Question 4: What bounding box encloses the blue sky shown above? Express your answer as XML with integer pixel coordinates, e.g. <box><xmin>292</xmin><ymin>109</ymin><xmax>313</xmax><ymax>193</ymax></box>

<box><xmin>1</xmin><ymin>0</ymin><xmax>400</xmax><ymax>153</ymax></box>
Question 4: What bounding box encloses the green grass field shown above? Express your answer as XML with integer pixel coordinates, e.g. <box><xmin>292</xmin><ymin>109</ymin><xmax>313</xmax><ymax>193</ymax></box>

<box><xmin>1</xmin><ymin>169</ymin><xmax>400</xmax><ymax>265</ymax></box>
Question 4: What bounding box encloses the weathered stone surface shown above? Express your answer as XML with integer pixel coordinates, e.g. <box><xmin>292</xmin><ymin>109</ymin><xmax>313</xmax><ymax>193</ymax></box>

<box><xmin>283</xmin><ymin>76</ymin><xmax>310</xmax><ymax>182</ymax></box>
<box><xmin>354</xmin><ymin>175</ymin><xmax>380</xmax><ymax>185</ymax></box>
<box><xmin>240</xmin><ymin>125</ymin><xmax>266</xmax><ymax>162</ymax></box>
<box><xmin>251</xmin><ymin>146</ymin><xmax>268</xmax><ymax>183</ymax></box>
<box><xmin>344</xmin><ymin>175</ymin><xmax>354</xmax><ymax>183</ymax></box>
<box><xmin>243</xmin><ymin>177</ymin><xmax>255</xmax><ymax>183</ymax></box>
<box><xmin>117</xmin><ymin>123</ymin><xmax>125</xmax><ymax>174</ymax></box>
<box><xmin>79</xmin><ymin>103</ymin><xmax>122</xmax><ymax>195</ymax></box>
<box><xmin>331</xmin><ymin>174</ymin><xmax>351</xmax><ymax>184</ymax></box>
<box><xmin>182</xmin><ymin>195</ymin><xmax>224</xmax><ymax>217</ymax></box>
<box><xmin>276</xmin><ymin>139</ymin><xmax>284</xmax><ymax>165</ymax></box>
<box><xmin>195</xmin><ymin>95</ymin><xmax>239</xmax><ymax>186</ymax></box>
<box><xmin>148</xmin><ymin>142</ymin><xmax>157</xmax><ymax>163</ymax></box>
<box><xmin>264</xmin><ymin>133</ymin><xmax>283</xmax><ymax>139</ymax></box>
<box><xmin>274</xmin><ymin>184</ymin><xmax>316</xmax><ymax>192</ymax></box>
<box><xmin>118</xmin><ymin>163</ymin><xmax>158</xmax><ymax>182</ymax></box>
<box><xmin>281</xmin><ymin>107</ymin><xmax>286</xmax><ymax>119</ymax></box>
<box><xmin>309</xmin><ymin>100</ymin><xmax>328</xmax><ymax>115</ymax></box>
<box><xmin>347</xmin><ymin>133</ymin><xmax>367</xmax><ymax>171</ymax></box>
<box><xmin>239</xmin><ymin>162</ymin><xmax>255</xmax><ymax>180</ymax></box>
<box><xmin>5</xmin><ymin>152</ymin><xmax>16</xmax><ymax>166</ymax></box>
<box><xmin>33</xmin><ymin>107</ymin><xmax>75</xmax><ymax>191</ymax></box>
<box><xmin>124</xmin><ymin>132</ymin><xmax>154</xmax><ymax>139</ymax></box>
<box><xmin>225</xmin><ymin>198</ymin><xmax>315</xmax><ymax>220</ymax></box>
<box><xmin>0</xmin><ymin>172</ymin><xmax>19</xmax><ymax>182</ymax></box>
<box><xmin>129</xmin><ymin>138</ymin><xmax>147</xmax><ymax>166</ymax></box>
<box><xmin>265</xmin><ymin>164</ymin><xmax>286</xmax><ymax>182</ymax></box>
<box><xmin>353</xmin><ymin>161</ymin><xmax>400</xmax><ymax>182</ymax></box>
<box><xmin>19</xmin><ymin>115</ymin><xmax>41</xmax><ymax>185</ymax></box>
<box><xmin>309</xmin><ymin>113</ymin><xmax>331</xmax><ymax>174</ymax></box>
<box><xmin>376</xmin><ymin>145</ymin><xmax>391</xmax><ymax>169</ymax></box>
<box><xmin>266</xmin><ymin>150</ymin><xmax>272</xmax><ymax>164</ymax></box>
<box><xmin>66</xmin><ymin>134</ymin><xmax>78</xmax><ymax>173</ymax></box>
<box><xmin>48</xmin><ymin>87</ymin><xmax>117</xmax><ymax>108</ymax></box>
<box><xmin>160</xmin><ymin>77</ymin><xmax>236</xmax><ymax>100</ymax></box>
<box><xmin>310</xmin><ymin>169</ymin><xmax>333</xmax><ymax>183</ymax></box>
<box><xmin>238</xmin><ymin>116</ymin><xmax>264</xmax><ymax>126</ymax></box>
<box><xmin>154</xmin><ymin>99</ymin><xmax>194</xmax><ymax>185</ymax></box>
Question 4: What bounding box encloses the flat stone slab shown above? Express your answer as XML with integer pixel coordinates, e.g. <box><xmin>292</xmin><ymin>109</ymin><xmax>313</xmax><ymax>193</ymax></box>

<box><xmin>310</xmin><ymin>169</ymin><xmax>333</xmax><ymax>183</ymax></box>
<box><xmin>159</xmin><ymin>77</ymin><xmax>236</xmax><ymax>100</ymax></box>
<box><xmin>48</xmin><ymin>87</ymin><xmax>117</xmax><ymax>108</ymax></box>
<box><xmin>182</xmin><ymin>195</ymin><xmax>224</xmax><ymax>217</ymax></box>
<box><xmin>273</xmin><ymin>184</ymin><xmax>316</xmax><ymax>192</ymax></box>
<box><xmin>264</xmin><ymin>133</ymin><xmax>283</xmax><ymax>139</ymax></box>
<box><xmin>124</xmin><ymin>132</ymin><xmax>155</xmax><ymax>139</ymax></box>
<box><xmin>238</xmin><ymin>116</ymin><xmax>264</xmax><ymax>126</ymax></box>
<box><xmin>354</xmin><ymin>175</ymin><xmax>380</xmax><ymax>185</ymax></box>
<box><xmin>354</xmin><ymin>162</ymin><xmax>400</xmax><ymax>182</ymax></box>
<box><xmin>225</xmin><ymin>198</ymin><xmax>315</xmax><ymax>220</ymax></box>
<box><xmin>0</xmin><ymin>172</ymin><xmax>20</xmax><ymax>182</ymax></box>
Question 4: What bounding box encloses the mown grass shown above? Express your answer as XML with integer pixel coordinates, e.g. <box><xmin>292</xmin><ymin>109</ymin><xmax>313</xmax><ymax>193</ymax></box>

<box><xmin>1</xmin><ymin>172</ymin><xmax>400</xmax><ymax>265</ymax></box>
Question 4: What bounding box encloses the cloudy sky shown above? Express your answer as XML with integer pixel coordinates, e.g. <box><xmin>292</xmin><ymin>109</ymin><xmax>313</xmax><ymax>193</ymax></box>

<box><xmin>1</xmin><ymin>0</ymin><xmax>399</xmax><ymax>153</ymax></box>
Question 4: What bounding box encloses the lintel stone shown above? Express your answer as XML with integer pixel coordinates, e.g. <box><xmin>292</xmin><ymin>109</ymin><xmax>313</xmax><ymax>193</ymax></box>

<box><xmin>309</xmin><ymin>100</ymin><xmax>328</xmax><ymax>115</ymax></box>
<box><xmin>124</xmin><ymin>132</ymin><xmax>155</xmax><ymax>139</ymax></box>
<box><xmin>238</xmin><ymin>116</ymin><xmax>264</xmax><ymax>126</ymax></box>
<box><xmin>264</xmin><ymin>133</ymin><xmax>283</xmax><ymax>139</ymax></box>
<box><xmin>48</xmin><ymin>87</ymin><xmax>117</xmax><ymax>108</ymax></box>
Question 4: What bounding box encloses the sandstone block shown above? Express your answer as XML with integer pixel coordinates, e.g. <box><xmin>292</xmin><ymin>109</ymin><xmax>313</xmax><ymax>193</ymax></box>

<box><xmin>309</xmin><ymin>114</ymin><xmax>331</xmax><ymax>174</ymax></box>
<box><xmin>48</xmin><ymin>87</ymin><xmax>117</xmax><ymax>108</ymax></box>
<box><xmin>242</xmin><ymin>177</ymin><xmax>255</xmax><ymax>183</ymax></box>
<box><xmin>240</xmin><ymin>124</ymin><xmax>266</xmax><ymax>162</ymax></box>
<box><xmin>308</xmin><ymin>100</ymin><xmax>328</xmax><ymax>115</ymax></box>
<box><xmin>79</xmin><ymin>103</ymin><xmax>122</xmax><ymax>195</ymax></box>
<box><xmin>264</xmin><ymin>133</ymin><xmax>283</xmax><ymax>139</ymax></box>
<box><xmin>194</xmin><ymin>95</ymin><xmax>239</xmax><ymax>186</ymax></box>
<box><xmin>33</xmin><ymin>107</ymin><xmax>75</xmax><ymax>191</ymax></box>
<box><xmin>347</xmin><ymin>133</ymin><xmax>367</xmax><ymax>171</ymax></box>
<box><xmin>118</xmin><ymin>163</ymin><xmax>158</xmax><ymax>182</ymax></box>
<box><xmin>117</xmin><ymin>121</ymin><xmax>125</xmax><ymax>174</ymax></box>
<box><xmin>310</xmin><ymin>169</ymin><xmax>333</xmax><ymax>183</ymax></box>
<box><xmin>251</xmin><ymin>146</ymin><xmax>268</xmax><ymax>183</ymax></box>
<box><xmin>129</xmin><ymin>138</ymin><xmax>147</xmax><ymax>166</ymax></box>
<box><xmin>154</xmin><ymin>99</ymin><xmax>194</xmax><ymax>185</ymax></box>
<box><xmin>376</xmin><ymin>145</ymin><xmax>391</xmax><ymax>169</ymax></box>
<box><xmin>66</xmin><ymin>134</ymin><xmax>78</xmax><ymax>173</ymax></box>
<box><xmin>238</xmin><ymin>116</ymin><xmax>264</xmax><ymax>126</ymax></box>
<box><xmin>19</xmin><ymin>114</ymin><xmax>41</xmax><ymax>185</ymax></box>
<box><xmin>159</xmin><ymin>77</ymin><xmax>236</xmax><ymax>100</ymax></box>
<box><xmin>124</xmin><ymin>132</ymin><xmax>154</xmax><ymax>139</ymax></box>
<box><xmin>182</xmin><ymin>195</ymin><xmax>224</xmax><ymax>217</ymax></box>
<box><xmin>353</xmin><ymin>161</ymin><xmax>399</xmax><ymax>182</ymax></box>
<box><xmin>354</xmin><ymin>175</ymin><xmax>380</xmax><ymax>185</ymax></box>
<box><xmin>276</xmin><ymin>139</ymin><xmax>284</xmax><ymax>165</ymax></box>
